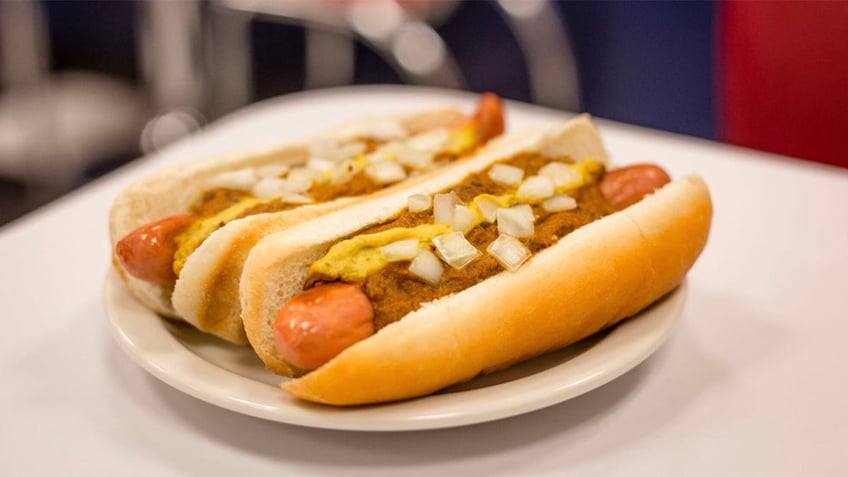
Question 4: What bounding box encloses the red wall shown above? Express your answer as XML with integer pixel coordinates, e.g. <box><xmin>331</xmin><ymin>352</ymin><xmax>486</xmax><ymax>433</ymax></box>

<box><xmin>719</xmin><ymin>2</ymin><xmax>848</xmax><ymax>169</ymax></box>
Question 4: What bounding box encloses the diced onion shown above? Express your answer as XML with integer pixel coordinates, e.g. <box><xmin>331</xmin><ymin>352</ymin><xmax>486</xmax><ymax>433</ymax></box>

<box><xmin>408</xmin><ymin>249</ymin><xmax>444</xmax><ymax>285</ymax></box>
<box><xmin>487</xmin><ymin>234</ymin><xmax>531</xmax><ymax>272</ymax></box>
<box><xmin>488</xmin><ymin>163</ymin><xmax>524</xmax><ymax>187</ymax></box>
<box><xmin>309</xmin><ymin>139</ymin><xmax>367</xmax><ymax>163</ymax></box>
<box><xmin>408</xmin><ymin>193</ymin><xmax>432</xmax><ymax>212</ymax></box>
<box><xmin>254</xmin><ymin>163</ymin><xmax>290</xmax><ymax>179</ymax></box>
<box><xmin>380</xmin><ymin>239</ymin><xmax>420</xmax><ymax>261</ymax></box>
<box><xmin>542</xmin><ymin>194</ymin><xmax>577</xmax><ymax>212</ymax></box>
<box><xmin>252</xmin><ymin>178</ymin><xmax>287</xmax><ymax>199</ymax></box>
<box><xmin>433</xmin><ymin>231</ymin><xmax>480</xmax><ymax>269</ymax></box>
<box><xmin>364</xmin><ymin>118</ymin><xmax>407</xmax><ymax>140</ymax></box>
<box><xmin>395</xmin><ymin>145</ymin><xmax>434</xmax><ymax>170</ymax></box>
<box><xmin>208</xmin><ymin>168</ymin><xmax>258</xmax><ymax>191</ymax></box>
<box><xmin>338</xmin><ymin>141</ymin><xmax>367</xmax><ymax>160</ymax></box>
<box><xmin>280</xmin><ymin>178</ymin><xmax>312</xmax><ymax>193</ymax></box>
<box><xmin>287</xmin><ymin>167</ymin><xmax>322</xmax><ymax>183</ymax></box>
<box><xmin>433</xmin><ymin>191</ymin><xmax>460</xmax><ymax>224</ymax></box>
<box><xmin>369</xmin><ymin>141</ymin><xmax>401</xmax><ymax>164</ymax></box>
<box><xmin>253</xmin><ymin>177</ymin><xmax>312</xmax><ymax>199</ymax></box>
<box><xmin>497</xmin><ymin>204</ymin><xmax>535</xmax><ymax>238</ymax></box>
<box><xmin>407</xmin><ymin>128</ymin><xmax>450</xmax><ymax>152</ymax></box>
<box><xmin>539</xmin><ymin>162</ymin><xmax>581</xmax><ymax>187</ymax></box>
<box><xmin>365</xmin><ymin>160</ymin><xmax>407</xmax><ymax>184</ymax></box>
<box><xmin>328</xmin><ymin>159</ymin><xmax>357</xmax><ymax>185</ymax></box>
<box><xmin>452</xmin><ymin>205</ymin><xmax>476</xmax><ymax>233</ymax></box>
<box><xmin>475</xmin><ymin>196</ymin><xmax>500</xmax><ymax>223</ymax></box>
<box><xmin>307</xmin><ymin>157</ymin><xmax>336</xmax><ymax>173</ymax></box>
<box><xmin>281</xmin><ymin>192</ymin><xmax>313</xmax><ymax>204</ymax></box>
<box><xmin>516</xmin><ymin>175</ymin><xmax>555</xmax><ymax>200</ymax></box>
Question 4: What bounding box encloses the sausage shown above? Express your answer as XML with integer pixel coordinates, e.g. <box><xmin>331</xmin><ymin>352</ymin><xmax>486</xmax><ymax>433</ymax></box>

<box><xmin>449</xmin><ymin>92</ymin><xmax>504</xmax><ymax>144</ymax></box>
<box><xmin>274</xmin><ymin>283</ymin><xmax>375</xmax><ymax>370</ymax></box>
<box><xmin>600</xmin><ymin>164</ymin><xmax>671</xmax><ymax>210</ymax></box>
<box><xmin>115</xmin><ymin>214</ymin><xmax>193</xmax><ymax>286</ymax></box>
<box><xmin>472</xmin><ymin>92</ymin><xmax>505</xmax><ymax>143</ymax></box>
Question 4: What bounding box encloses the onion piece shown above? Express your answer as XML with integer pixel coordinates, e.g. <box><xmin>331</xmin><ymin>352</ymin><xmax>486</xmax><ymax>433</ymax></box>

<box><xmin>516</xmin><ymin>175</ymin><xmax>555</xmax><ymax>200</ymax></box>
<box><xmin>287</xmin><ymin>167</ymin><xmax>322</xmax><ymax>183</ymax></box>
<box><xmin>310</xmin><ymin>139</ymin><xmax>367</xmax><ymax>163</ymax></box>
<box><xmin>281</xmin><ymin>192</ymin><xmax>313</xmax><ymax>204</ymax></box>
<box><xmin>433</xmin><ymin>191</ymin><xmax>461</xmax><ymax>224</ymax></box>
<box><xmin>307</xmin><ymin>157</ymin><xmax>336</xmax><ymax>173</ymax></box>
<box><xmin>407</xmin><ymin>128</ymin><xmax>450</xmax><ymax>152</ymax></box>
<box><xmin>255</xmin><ymin>163</ymin><xmax>290</xmax><ymax>179</ymax></box>
<box><xmin>337</xmin><ymin>141</ymin><xmax>368</xmax><ymax>160</ymax></box>
<box><xmin>408</xmin><ymin>193</ymin><xmax>432</xmax><ymax>212</ymax></box>
<box><xmin>395</xmin><ymin>146</ymin><xmax>434</xmax><ymax>170</ymax></box>
<box><xmin>475</xmin><ymin>196</ymin><xmax>501</xmax><ymax>223</ymax></box>
<box><xmin>488</xmin><ymin>163</ymin><xmax>524</xmax><ymax>187</ymax></box>
<box><xmin>452</xmin><ymin>205</ymin><xmax>476</xmax><ymax>233</ymax></box>
<box><xmin>542</xmin><ymin>194</ymin><xmax>577</xmax><ymax>212</ymax></box>
<box><xmin>365</xmin><ymin>160</ymin><xmax>407</xmax><ymax>184</ymax></box>
<box><xmin>487</xmin><ymin>234</ymin><xmax>531</xmax><ymax>271</ymax></box>
<box><xmin>371</xmin><ymin>141</ymin><xmax>402</xmax><ymax>161</ymax></box>
<box><xmin>497</xmin><ymin>204</ymin><xmax>535</xmax><ymax>238</ymax></box>
<box><xmin>380</xmin><ymin>239</ymin><xmax>420</xmax><ymax>261</ymax></box>
<box><xmin>252</xmin><ymin>178</ymin><xmax>288</xmax><ymax>199</ymax></box>
<box><xmin>328</xmin><ymin>159</ymin><xmax>358</xmax><ymax>184</ymax></box>
<box><xmin>284</xmin><ymin>178</ymin><xmax>313</xmax><ymax>193</ymax></box>
<box><xmin>408</xmin><ymin>249</ymin><xmax>444</xmax><ymax>285</ymax></box>
<box><xmin>253</xmin><ymin>177</ymin><xmax>312</xmax><ymax>199</ymax></box>
<box><xmin>433</xmin><ymin>231</ymin><xmax>480</xmax><ymax>269</ymax></box>
<box><xmin>364</xmin><ymin>118</ymin><xmax>407</xmax><ymax>141</ymax></box>
<box><xmin>208</xmin><ymin>168</ymin><xmax>258</xmax><ymax>191</ymax></box>
<box><xmin>539</xmin><ymin>162</ymin><xmax>581</xmax><ymax>188</ymax></box>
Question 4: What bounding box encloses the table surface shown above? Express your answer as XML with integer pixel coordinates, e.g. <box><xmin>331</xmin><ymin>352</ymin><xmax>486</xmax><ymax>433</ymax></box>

<box><xmin>2</xmin><ymin>86</ymin><xmax>846</xmax><ymax>476</ymax></box>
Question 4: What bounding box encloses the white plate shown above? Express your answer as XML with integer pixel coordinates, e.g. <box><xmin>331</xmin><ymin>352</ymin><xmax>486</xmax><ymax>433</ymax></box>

<box><xmin>104</xmin><ymin>269</ymin><xmax>686</xmax><ymax>431</ymax></box>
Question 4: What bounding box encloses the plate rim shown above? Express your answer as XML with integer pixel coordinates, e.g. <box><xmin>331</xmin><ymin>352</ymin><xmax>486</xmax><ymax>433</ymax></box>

<box><xmin>103</xmin><ymin>269</ymin><xmax>686</xmax><ymax>431</ymax></box>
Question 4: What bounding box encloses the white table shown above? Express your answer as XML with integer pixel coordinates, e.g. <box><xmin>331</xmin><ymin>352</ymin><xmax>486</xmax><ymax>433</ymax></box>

<box><xmin>2</xmin><ymin>86</ymin><xmax>846</xmax><ymax>476</ymax></box>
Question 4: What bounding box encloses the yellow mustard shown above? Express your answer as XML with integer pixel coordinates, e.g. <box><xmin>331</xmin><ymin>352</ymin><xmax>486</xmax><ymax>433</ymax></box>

<box><xmin>443</xmin><ymin>124</ymin><xmax>479</xmax><ymax>155</ymax></box>
<box><xmin>172</xmin><ymin>197</ymin><xmax>263</xmax><ymax>276</ymax></box>
<box><xmin>309</xmin><ymin>223</ymin><xmax>452</xmax><ymax>281</ymax></box>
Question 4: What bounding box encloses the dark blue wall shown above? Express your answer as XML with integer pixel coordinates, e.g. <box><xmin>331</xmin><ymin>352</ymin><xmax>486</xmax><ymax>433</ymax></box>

<box><xmin>557</xmin><ymin>1</ymin><xmax>717</xmax><ymax>139</ymax></box>
<box><xmin>438</xmin><ymin>1</ymin><xmax>717</xmax><ymax>139</ymax></box>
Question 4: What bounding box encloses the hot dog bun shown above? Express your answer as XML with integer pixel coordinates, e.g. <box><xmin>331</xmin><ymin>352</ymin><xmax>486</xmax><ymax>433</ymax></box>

<box><xmin>239</xmin><ymin>114</ymin><xmax>712</xmax><ymax>405</ymax></box>
<box><xmin>110</xmin><ymin>107</ymin><xmax>472</xmax><ymax>329</ymax></box>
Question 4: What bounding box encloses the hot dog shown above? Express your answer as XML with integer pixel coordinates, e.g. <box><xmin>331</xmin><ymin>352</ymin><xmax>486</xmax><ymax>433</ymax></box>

<box><xmin>239</xmin><ymin>114</ymin><xmax>712</xmax><ymax>405</ymax></box>
<box><xmin>109</xmin><ymin>94</ymin><xmax>506</xmax><ymax>344</ymax></box>
<box><xmin>273</xmin><ymin>163</ymin><xmax>671</xmax><ymax>371</ymax></box>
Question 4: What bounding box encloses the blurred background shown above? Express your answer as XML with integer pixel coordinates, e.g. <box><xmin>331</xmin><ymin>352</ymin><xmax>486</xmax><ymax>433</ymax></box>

<box><xmin>1</xmin><ymin>0</ymin><xmax>846</xmax><ymax>227</ymax></box>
